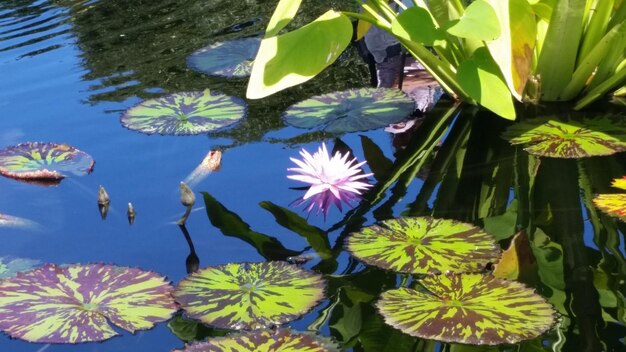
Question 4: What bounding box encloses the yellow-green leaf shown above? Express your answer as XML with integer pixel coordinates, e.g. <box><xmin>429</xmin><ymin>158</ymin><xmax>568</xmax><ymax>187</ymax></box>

<box><xmin>265</xmin><ymin>0</ymin><xmax>303</xmax><ymax>38</ymax></box>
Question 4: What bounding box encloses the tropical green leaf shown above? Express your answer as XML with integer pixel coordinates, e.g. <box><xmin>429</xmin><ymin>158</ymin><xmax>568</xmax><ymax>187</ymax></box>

<box><xmin>593</xmin><ymin>176</ymin><xmax>626</xmax><ymax>222</ymax></box>
<box><xmin>282</xmin><ymin>88</ymin><xmax>415</xmax><ymax>133</ymax></box>
<box><xmin>174</xmin><ymin>262</ymin><xmax>325</xmax><ymax>330</ymax></box>
<box><xmin>346</xmin><ymin>217</ymin><xmax>501</xmax><ymax>274</ymax></box>
<box><xmin>0</xmin><ymin>142</ymin><xmax>94</xmax><ymax>181</ymax></box>
<box><xmin>446</xmin><ymin>0</ymin><xmax>500</xmax><ymax>41</ymax></box>
<box><xmin>0</xmin><ymin>263</ymin><xmax>177</xmax><ymax>343</ymax></box>
<box><xmin>501</xmin><ymin>116</ymin><xmax>626</xmax><ymax>158</ymax></box>
<box><xmin>173</xmin><ymin>329</ymin><xmax>339</xmax><ymax>352</ymax></box>
<box><xmin>0</xmin><ymin>256</ymin><xmax>41</xmax><ymax>279</ymax></box>
<box><xmin>391</xmin><ymin>6</ymin><xmax>444</xmax><ymax>46</ymax></box>
<box><xmin>376</xmin><ymin>273</ymin><xmax>556</xmax><ymax>345</ymax></box>
<box><xmin>265</xmin><ymin>0</ymin><xmax>303</xmax><ymax>37</ymax></box>
<box><xmin>187</xmin><ymin>38</ymin><xmax>261</xmax><ymax>78</ymax></box>
<box><xmin>121</xmin><ymin>90</ymin><xmax>247</xmax><ymax>135</ymax></box>
<box><xmin>246</xmin><ymin>10</ymin><xmax>352</xmax><ymax>99</ymax></box>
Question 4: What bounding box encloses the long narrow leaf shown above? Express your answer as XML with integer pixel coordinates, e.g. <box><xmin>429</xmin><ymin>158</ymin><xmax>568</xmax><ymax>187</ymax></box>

<box><xmin>575</xmin><ymin>65</ymin><xmax>626</xmax><ymax>109</ymax></box>
<box><xmin>578</xmin><ymin>0</ymin><xmax>614</xmax><ymax>64</ymax></box>
<box><xmin>265</xmin><ymin>0</ymin><xmax>303</xmax><ymax>38</ymax></box>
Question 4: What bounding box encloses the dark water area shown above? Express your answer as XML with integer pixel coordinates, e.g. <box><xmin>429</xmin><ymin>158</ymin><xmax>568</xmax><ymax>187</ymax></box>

<box><xmin>0</xmin><ymin>0</ymin><xmax>625</xmax><ymax>351</ymax></box>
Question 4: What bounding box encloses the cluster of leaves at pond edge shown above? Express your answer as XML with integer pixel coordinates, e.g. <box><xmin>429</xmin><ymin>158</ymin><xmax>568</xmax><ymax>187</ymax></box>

<box><xmin>247</xmin><ymin>0</ymin><xmax>626</xmax><ymax>120</ymax></box>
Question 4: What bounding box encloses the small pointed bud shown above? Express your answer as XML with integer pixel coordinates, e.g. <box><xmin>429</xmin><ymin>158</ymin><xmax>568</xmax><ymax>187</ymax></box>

<box><xmin>180</xmin><ymin>182</ymin><xmax>195</xmax><ymax>207</ymax></box>
<box><xmin>127</xmin><ymin>202</ymin><xmax>135</xmax><ymax>225</ymax></box>
<box><xmin>98</xmin><ymin>186</ymin><xmax>110</xmax><ymax>205</ymax></box>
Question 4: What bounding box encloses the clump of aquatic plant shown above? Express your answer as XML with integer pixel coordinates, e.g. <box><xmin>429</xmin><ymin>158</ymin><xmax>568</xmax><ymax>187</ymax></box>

<box><xmin>187</xmin><ymin>37</ymin><xmax>261</xmax><ymax>78</ymax></box>
<box><xmin>0</xmin><ymin>263</ymin><xmax>177</xmax><ymax>343</ymax></box>
<box><xmin>593</xmin><ymin>176</ymin><xmax>626</xmax><ymax>222</ymax></box>
<box><xmin>287</xmin><ymin>143</ymin><xmax>373</xmax><ymax>217</ymax></box>
<box><xmin>174</xmin><ymin>262</ymin><xmax>325</xmax><ymax>330</ymax></box>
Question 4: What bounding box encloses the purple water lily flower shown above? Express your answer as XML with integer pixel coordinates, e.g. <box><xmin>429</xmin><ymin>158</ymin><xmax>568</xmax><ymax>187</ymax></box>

<box><xmin>287</xmin><ymin>143</ymin><xmax>373</xmax><ymax>217</ymax></box>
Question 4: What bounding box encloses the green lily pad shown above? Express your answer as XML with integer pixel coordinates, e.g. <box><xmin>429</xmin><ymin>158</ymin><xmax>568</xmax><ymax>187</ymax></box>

<box><xmin>0</xmin><ymin>263</ymin><xmax>177</xmax><ymax>343</ymax></box>
<box><xmin>0</xmin><ymin>142</ymin><xmax>94</xmax><ymax>181</ymax></box>
<box><xmin>0</xmin><ymin>256</ymin><xmax>41</xmax><ymax>279</ymax></box>
<box><xmin>173</xmin><ymin>329</ymin><xmax>339</xmax><ymax>352</ymax></box>
<box><xmin>174</xmin><ymin>262</ymin><xmax>325</xmax><ymax>330</ymax></box>
<box><xmin>187</xmin><ymin>37</ymin><xmax>261</xmax><ymax>78</ymax></box>
<box><xmin>346</xmin><ymin>217</ymin><xmax>501</xmax><ymax>274</ymax></box>
<box><xmin>377</xmin><ymin>273</ymin><xmax>556</xmax><ymax>345</ymax></box>
<box><xmin>120</xmin><ymin>89</ymin><xmax>247</xmax><ymax>135</ymax></box>
<box><xmin>283</xmin><ymin>88</ymin><xmax>415</xmax><ymax>133</ymax></box>
<box><xmin>501</xmin><ymin>116</ymin><xmax>626</xmax><ymax>158</ymax></box>
<box><xmin>593</xmin><ymin>176</ymin><xmax>626</xmax><ymax>222</ymax></box>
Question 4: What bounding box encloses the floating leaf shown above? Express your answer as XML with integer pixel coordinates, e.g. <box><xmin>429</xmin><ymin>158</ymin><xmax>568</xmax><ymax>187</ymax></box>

<box><xmin>0</xmin><ymin>263</ymin><xmax>177</xmax><ymax>343</ymax></box>
<box><xmin>283</xmin><ymin>88</ymin><xmax>415</xmax><ymax>133</ymax></box>
<box><xmin>173</xmin><ymin>329</ymin><xmax>339</xmax><ymax>352</ymax></box>
<box><xmin>187</xmin><ymin>38</ymin><xmax>261</xmax><ymax>78</ymax></box>
<box><xmin>0</xmin><ymin>256</ymin><xmax>41</xmax><ymax>279</ymax></box>
<box><xmin>377</xmin><ymin>273</ymin><xmax>556</xmax><ymax>345</ymax></box>
<box><xmin>501</xmin><ymin>116</ymin><xmax>626</xmax><ymax>158</ymax></box>
<box><xmin>174</xmin><ymin>262</ymin><xmax>325</xmax><ymax>330</ymax></box>
<box><xmin>121</xmin><ymin>90</ymin><xmax>247</xmax><ymax>135</ymax></box>
<box><xmin>593</xmin><ymin>176</ymin><xmax>626</xmax><ymax>222</ymax></box>
<box><xmin>346</xmin><ymin>217</ymin><xmax>500</xmax><ymax>274</ymax></box>
<box><xmin>0</xmin><ymin>142</ymin><xmax>94</xmax><ymax>181</ymax></box>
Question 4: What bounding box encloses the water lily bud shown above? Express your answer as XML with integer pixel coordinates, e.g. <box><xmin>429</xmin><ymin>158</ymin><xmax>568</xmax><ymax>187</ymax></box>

<box><xmin>180</xmin><ymin>182</ymin><xmax>195</xmax><ymax>207</ymax></box>
<box><xmin>127</xmin><ymin>202</ymin><xmax>135</xmax><ymax>225</ymax></box>
<box><xmin>97</xmin><ymin>186</ymin><xmax>110</xmax><ymax>205</ymax></box>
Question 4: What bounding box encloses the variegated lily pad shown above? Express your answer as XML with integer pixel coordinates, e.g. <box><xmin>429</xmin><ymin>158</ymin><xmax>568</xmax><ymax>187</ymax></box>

<box><xmin>593</xmin><ymin>176</ymin><xmax>626</xmax><ymax>222</ymax></box>
<box><xmin>377</xmin><ymin>273</ymin><xmax>556</xmax><ymax>345</ymax></box>
<box><xmin>0</xmin><ymin>256</ymin><xmax>41</xmax><ymax>279</ymax></box>
<box><xmin>0</xmin><ymin>263</ymin><xmax>177</xmax><ymax>343</ymax></box>
<box><xmin>346</xmin><ymin>217</ymin><xmax>500</xmax><ymax>274</ymax></box>
<box><xmin>121</xmin><ymin>90</ymin><xmax>247</xmax><ymax>135</ymax></box>
<box><xmin>0</xmin><ymin>142</ymin><xmax>94</xmax><ymax>181</ymax></box>
<box><xmin>173</xmin><ymin>329</ymin><xmax>339</xmax><ymax>352</ymax></box>
<box><xmin>174</xmin><ymin>262</ymin><xmax>325</xmax><ymax>330</ymax></box>
<box><xmin>187</xmin><ymin>37</ymin><xmax>261</xmax><ymax>78</ymax></box>
<box><xmin>283</xmin><ymin>88</ymin><xmax>415</xmax><ymax>133</ymax></box>
<box><xmin>501</xmin><ymin>116</ymin><xmax>626</xmax><ymax>158</ymax></box>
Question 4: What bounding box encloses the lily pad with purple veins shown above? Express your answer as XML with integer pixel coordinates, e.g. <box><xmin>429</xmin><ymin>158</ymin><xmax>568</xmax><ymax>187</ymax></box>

<box><xmin>0</xmin><ymin>142</ymin><xmax>94</xmax><ymax>181</ymax></box>
<box><xmin>0</xmin><ymin>263</ymin><xmax>177</xmax><ymax>343</ymax></box>
<box><xmin>501</xmin><ymin>115</ymin><xmax>626</xmax><ymax>158</ymax></box>
<box><xmin>174</xmin><ymin>262</ymin><xmax>325</xmax><ymax>330</ymax></box>
<box><xmin>283</xmin><ymin>88</ymin><xmax>415</xmax><ymax>133</ymax></box>
<box><xmin>120</xmin><ymin>89</ymin><xmax>247</xmax><ymax>135</ymax></box>
<box><xmin>593</xmin><ymin>176</ymin><xmax>626</xmax><ymax>222</ymax></box>
<box><xmin>346</xmin><ymin>217</ymin><xmax>501</xmax><ymax>274</ymax></box>
<box><xmin>377</xmin><ymin>273</ymin><xmax>556</xmax><ymax>345</ymax></box>
<box><xmin>187</xmin><ymin>37</ymin><xmax>261</xmax><ymax>78</ymax></box>
<box><xmin>173</xmin><ymin>329</ymin><xmax>339</xmax><ymax>352</ymax></box>
<box><xmin>0</xmin><ymin>256</ymin><xmax>41</xmax><ymax>279</ymax></box>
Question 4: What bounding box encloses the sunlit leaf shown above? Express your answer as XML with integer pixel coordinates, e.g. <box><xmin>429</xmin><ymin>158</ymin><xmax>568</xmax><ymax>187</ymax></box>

<box><xmin>377</xmin><ymin>273</ymin><xmax>556</xmax><ymax>345</ymax></box>
<box><xmin>265</xmin><ymin>0</ymin><xmax>303</xmax><ymax>37</ymax></box>
<box><xmin>0</xmin><ymin>256</ymin><xmax>41</xmax><ymax>279</ymax></box>
<box><xmin>173</xmin><ymin>329</ymin><xmax>339</xmax><ymax>352</ymax></box>
<box><xmin>121</xmin><ymin>90</ymin><xmax>247</xmax><ymax>135</ymax></box>
<box><xmin>0</xmin><ymin>142</ymin><xmax>94</xmax><ymax>181</ymax></box>
<box><xmin>283</xmin><ymin>88</ymin><xmax>415</xmax><ymax>133</ymax></box>
<box><xmin>0</xmin><ymin>263</ymin><xmax>177</xmax><ymax>343</ymax></box>
<box><xmin>447</xmin><ymin>0</ymin><xmax>501</xmax><ymax>41</ymax></box>
<box><xmin>174</xmin><ymin>262</ymin><xmax>325</xmax><ymax>330</ymax></box>
<box><xmin>346</xmin><ymin>217</ymin><xmax>501</xmax><ymax>274</ymax></box>
<box><xmin>391</xmin><ymin>6</ymin><xmax>444</xmax><ymax>46</ymax></box>
<box><xmin>187</xmin><ymin>38</ymin><xmax>261</xmax><ymax>78</ymax></box>
<box><xmin>501</xmin><ymin>116</ymin><xmax>626</xmax><ymax>158</ymax></box>
<box><xmin>593</xmin><ymin>176</ymin><xmax>626</xmax><ymax>222</ymax></box>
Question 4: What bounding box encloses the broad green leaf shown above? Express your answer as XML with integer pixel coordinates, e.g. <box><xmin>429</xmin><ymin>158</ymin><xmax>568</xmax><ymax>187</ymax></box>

<box><xmin>282</xmin><ymin>88</ymin><xmax>415</xmax><ymax>133</ymax></box>
<box><xmin>485</xmin><ymin>0</ymin><xmax>536</xmax><ymax>101</ymax></box>
<box><xmin>173</xmin><ymin>329</ymin><xmax>339</xmax><ymax>352</ymax></box>
<box><xmin>246</xmin><ymin>10</ymin><xmax>352</xmax><ymax>99</ymax></box>
<box><xmin>121</xmin><ymin>90</ymin><xmax>247</xmax><ymax>135</ymax></box>
<box><xmin>501</xmin><ymin>116</ymin><xmax>626</xmax><ymax>158</ymax></box>
<box><xmin>391</xmin><ymin>6</ymin><xmax>444</xmax><ymax>46</ymax></box>
<box><xmin>0</xmin><ymin>264</ymin><xmax>177</xmax><ymax>343</ymax></box>
<box><xmin>446</xmin><ymin>0</ymin><xmax>500</xmax><ymax>41</ymax></box>
<box><xmin>0</xmin><ymin>142</ymin><xmax>94</xmax><ymax>182</ymax></box>
<box><xmin>187</xmin><ymin>38</ymin><xmax>261</xmax><ymax>78</ymax></box>
<box><xmin>376</xmin><ymin>273</ymin><xmax>556</xmax><ymax>345</ymax></box>
<box><xmin>0</xmin><ymin>256</ymin><xmax>40</xmax><ymax>278</ymax></box>
<box><xmin>174</xmin><ymin>262</ymin><xmax>325</xmax><ymax>330</ymax></box>
<box><xmin>346</xmin><ymin>217</ymin><xmax>500</xmax><ymax>274</ymax></box>
<box><xmin>593</xmin><ymin>176</ymin><xmax>626</xmax><ymax>222</ymax></box>
<box><xmin>456</xmin><ymin>47</ymin><xmax>516</xmax><ymax>120</ymax></box>
<box><xmin>265</xmin><ymin>0</ymin><xmax>303</xmax><ymax>37</ymax></box>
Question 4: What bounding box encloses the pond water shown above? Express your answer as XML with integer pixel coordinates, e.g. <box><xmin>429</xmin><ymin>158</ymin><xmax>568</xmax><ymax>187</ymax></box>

<box><xmin>0</xmin><ymin>0</ymin><xmax>625</xmax><ymax>351</ymax></box>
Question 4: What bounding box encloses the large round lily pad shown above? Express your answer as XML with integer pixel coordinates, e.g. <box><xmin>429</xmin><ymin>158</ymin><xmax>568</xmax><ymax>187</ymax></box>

<box><xmin>501</xmin><ymin>116</ymin><xmax>626</xmax><ymax>158</ymax></box>
<box><xmin>187</xmin><ymin>37</ymin><xmax>261</xmax><ymax>78</ymax></box>
<box><xmin>120</xmin><ymin>89</ymin><xmax>247</xmax><ymax>135</ymax></box>
<box><xmin>173</xmin><ymin>329</ymin><xmax>339</xmax><ymax>352</ymax></box>
<box><xmin>593</xmin><ymin>176</ymin><xmax>626</xmax><ymax>222</ymax></box>
<box><xmin>377</xmin><ymin>273</ymin><xmax>556</xmax><ymax>345</ymax></box>
<box><xmin>0</xmin><ymin>142</ymin><xmax>94</xmax><ymax>181</ymax></box>
<box><xmin>0</xmin><ymin>263</ymin><xmax>177</xmax><ymax>343</ymax></box>
<box><xmin>283</xmin><ymin>88</ymin><xmax>415</xmax><ymax>133</ymax></box>
<box><xmin>0</xmin><ymin>256</ymin><xmax>41</xmax><ymax>279</ymax></box>
<box><xmin>346</xmin><ymin>217</ymin><xmax>501</xmax><ymax>274</ymax></box>
<box><xmin>174</xmin><ymin>262</ymin><xmax>325</xmax><ymax>330</ymax></box>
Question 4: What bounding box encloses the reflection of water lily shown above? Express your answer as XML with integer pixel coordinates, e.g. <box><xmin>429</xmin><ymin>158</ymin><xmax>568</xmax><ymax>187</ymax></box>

<box><xmin>287</xmin><ymin>143</ymin><xmax>373</xmax><ymax>217</ymax></box>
